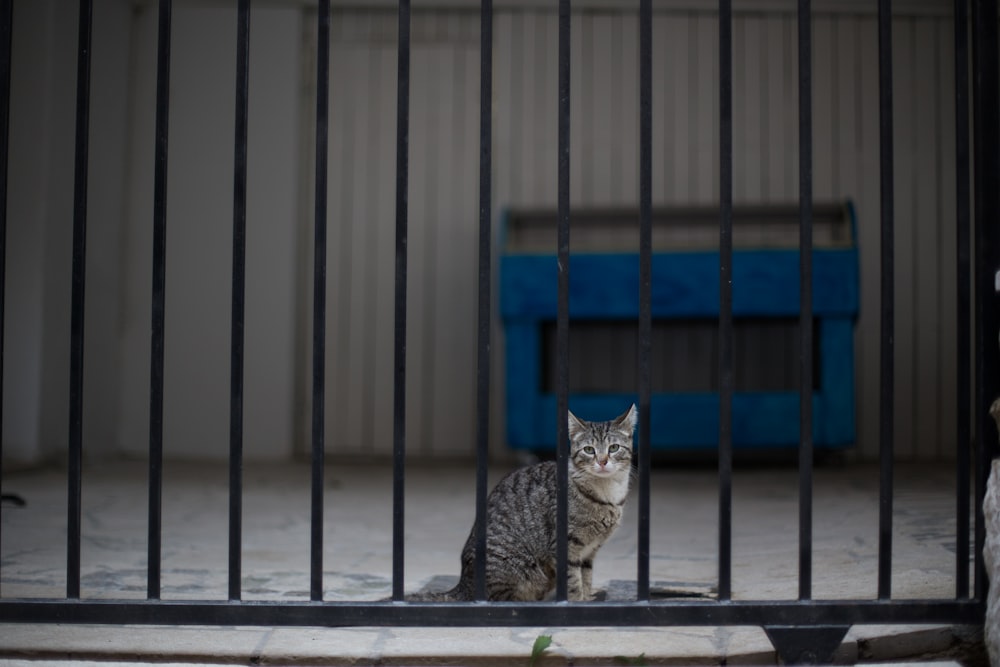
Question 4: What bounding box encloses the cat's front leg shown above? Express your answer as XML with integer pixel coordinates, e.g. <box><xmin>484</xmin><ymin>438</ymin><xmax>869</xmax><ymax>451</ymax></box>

<box><xmin>580</xmin><ymin>558</ymin><xmax>594</xmax><ymax>599</ymax></box>
<box><xmin>567</xmin><ymin>559</ymin><xmax>594</xmax><ymax>601</ymax></box>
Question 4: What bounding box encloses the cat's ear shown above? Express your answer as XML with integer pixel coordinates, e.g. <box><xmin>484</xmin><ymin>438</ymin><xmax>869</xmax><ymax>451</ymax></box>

<box><xmin>614</xmin><ymin>404</ymin><xmax>638</xmax><ymax>434</ymax></box>
<box><xmin>568</xmin><ymin>410</ymin><xmax>587</xmax><ymax>440</ymax></box>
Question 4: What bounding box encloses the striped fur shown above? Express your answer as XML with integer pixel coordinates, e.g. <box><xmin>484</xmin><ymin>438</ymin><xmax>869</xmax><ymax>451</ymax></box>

<box><xmin>413</xmin><ymin>404</ymin><xmax>637</xmax><ymax>602</ymax></box>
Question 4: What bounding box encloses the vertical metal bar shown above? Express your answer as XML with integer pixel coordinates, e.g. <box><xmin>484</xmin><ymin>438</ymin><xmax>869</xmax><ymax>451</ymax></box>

<box><xmin>717</xmin><ymin>0</ymin><xmax>734</xmax><ymax>604</ymax></box>
<box><xmin>0</xmin><ymin>0</ymin><xmax>12</xmax><ymax>599</ymax></box>
<box><xmin>555</xmin><ymin>0</ymin><xmax>571</xmax><ymax>604</ymax></box>
<box><xmin>636</xmin><ymin>0</ymin><xmax>652</xmax><ymax>603</ymax></box>
<box><xmin>972</xmin><ymin>0</ymin><xmax>1000</xmax><ymax>603</ymax></box>
<box><xmin>796</xmin><ymin>0</ymin><xmax>814</xmax><ymax>602</ymax></box>
<box><xmin>391</xmin><ymin>0</ymin><xmax>410</xmax><ymax>603</ymax></box>
<box><xmin>971</xmin><ymin>0</ymin><xmax>985</xmax><ymax>604</ymax></box>
<box><xmin>876</xmin><ymin>0</ymin><xmax>895</xmax><ymax>601</ymax></box>
<box><xmin>67</xmin><ymin>0</ymin><xmax>93</xmax><ymax>601</ymax></box>
<box><xmin>473</xmin><ymin>0</ymin><xmax>493</xmax><ymax>602</ymax></box>
<box><xmin>228</xmin><ymin>0</ymin><xmax>250</xmax><ymax>603</ymax></box>
<box><xmin>953</xmin><ymin>0</ymin><xmax>971</xmax><ymax>601</ymax></box>
<box><xmin>147</xmin><ymin>0</ymin><xmax>172</xmax><ymax>602</ymax></box>
<box><xmin>310</xmin><ymin>0</ymin><xmax>331</xmax><ymax>604</ymax></box>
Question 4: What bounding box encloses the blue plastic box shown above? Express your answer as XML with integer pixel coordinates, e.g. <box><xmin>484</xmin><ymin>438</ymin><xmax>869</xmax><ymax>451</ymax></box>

<box><xmin>500</xmin><ymin>203</ymin><xmax>859</xmax><ymax>452</ymax></box>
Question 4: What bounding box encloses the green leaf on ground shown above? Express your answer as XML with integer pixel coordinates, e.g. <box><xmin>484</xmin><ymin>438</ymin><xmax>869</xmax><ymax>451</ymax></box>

<box><xmin>530</xmin><ymin>634</ymin><xmax>553</xmax><ymax>666</ymax></box>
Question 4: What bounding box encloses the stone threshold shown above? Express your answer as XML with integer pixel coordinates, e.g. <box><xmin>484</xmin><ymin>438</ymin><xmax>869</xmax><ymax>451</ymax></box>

<box><xmin>0</xmin><ymin>622</ymin><xmax>984</xmax><ymax>665</ymax></box>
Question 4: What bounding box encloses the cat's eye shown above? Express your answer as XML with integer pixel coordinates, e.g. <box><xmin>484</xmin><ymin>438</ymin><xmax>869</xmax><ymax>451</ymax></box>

<box><xmin>608</xmin><ymin>444</ymin><xmax>620</xmax><ymax>453</ymax></box>
<box><xmin>583</xmin><ymin>446</ymin><xmax>595</xmax><ymax>455</ymax></box>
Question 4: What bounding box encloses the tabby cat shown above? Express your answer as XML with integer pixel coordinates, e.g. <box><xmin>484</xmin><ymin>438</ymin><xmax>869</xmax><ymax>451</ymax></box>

<box><xmin>416</xmin><ymin>404</ymin><xmax>636</xmax><ymax>602</ymax></box>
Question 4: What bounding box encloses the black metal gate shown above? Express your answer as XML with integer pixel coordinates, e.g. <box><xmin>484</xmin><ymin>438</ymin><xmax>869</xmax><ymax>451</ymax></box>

<box><xmin>0</xmin><ymin>0</ymin><xmax>997</xmax><ymax>663</ymax></box>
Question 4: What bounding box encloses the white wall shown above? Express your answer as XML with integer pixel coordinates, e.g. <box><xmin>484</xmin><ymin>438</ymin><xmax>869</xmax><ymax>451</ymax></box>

<box><xmin>2</xmin><ymin>0</ymin><xmax>969</xmax><ymax>464</ymax></box>
<box><xmin>117</xmin><ymin>3</ymin><xmax>302</xmax><ymax>461</ymax></box>
<box><xmin>4</xmin><ymin>0</ymin><xmax>302</xmax><ymax>464</ymax></box>
<box><xmin>4</xmin><ymin>0</ymin><xmax>130</xmax><ymax>466</ymax></box>
<box><xmin>308</xmin><ymin>4</ymin><xmax>964</xmax><ymax>461</ymax></box>
<box><xmin>310</xmin><ymin>10</ymin><xmax>484</xmax><ymax>459</ymax></box>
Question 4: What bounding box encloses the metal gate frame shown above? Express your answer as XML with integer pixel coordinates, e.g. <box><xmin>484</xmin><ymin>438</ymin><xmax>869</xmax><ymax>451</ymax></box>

<box><xmin>0</xmin><ymin>0</ymin><xmax>997</xmax><ymax>663</ymax></box>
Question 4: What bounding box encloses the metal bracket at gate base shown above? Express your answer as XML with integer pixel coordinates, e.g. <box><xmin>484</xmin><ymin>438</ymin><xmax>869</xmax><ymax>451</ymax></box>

<box><xmin>763</xmin><ymin>625</ymin><xmax>850</xmax><ymax>665</ymax></box>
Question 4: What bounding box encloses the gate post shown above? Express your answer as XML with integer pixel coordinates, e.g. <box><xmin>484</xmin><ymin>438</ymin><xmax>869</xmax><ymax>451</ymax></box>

<box><xmin>763</xmin><ymin>625</ymin><xmax>850</xmax><ymax>665</ymax></box>
<box><xmin>973</xmin><ymin>0</ymin><xmax>1000</xmax><ymax>602</ymax></box>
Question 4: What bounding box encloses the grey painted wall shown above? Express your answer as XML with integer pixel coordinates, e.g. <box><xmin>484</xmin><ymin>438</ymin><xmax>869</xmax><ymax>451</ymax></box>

<box><xmin>3</xmin><ymin>0</ymin><xmax>968</xmax><ymax>464</ymax></box>
<box><xmin>306</xmin><ymin>4</ymin><xmax>963</xmax><ymax>461</ymax></box>
<box><xmin>117</xmin><ymin>3</ymin><xmax>302</xmax><ymax>461</ymax></box>
<box><xmin>5</xmin><ymin>0</ymin><xmax>130</xmax><ymax>466</ymax></box>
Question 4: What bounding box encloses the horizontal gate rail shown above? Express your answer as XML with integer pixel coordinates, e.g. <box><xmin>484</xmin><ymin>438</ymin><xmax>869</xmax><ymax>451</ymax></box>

<box><xmin>0</xmin><ymin>599</ymin><xmax>985</xmax><ymax>628</ymax></box>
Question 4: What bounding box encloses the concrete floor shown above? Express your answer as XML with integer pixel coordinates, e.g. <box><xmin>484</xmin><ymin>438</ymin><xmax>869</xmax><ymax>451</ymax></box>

<box><xmin>0</xmin><ymin>459</ymin><xmax>987</xmax><ymax>664</ymax></box>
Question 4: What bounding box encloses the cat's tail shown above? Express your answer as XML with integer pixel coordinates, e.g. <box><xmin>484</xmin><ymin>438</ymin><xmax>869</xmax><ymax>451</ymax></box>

<box><xmin>378</xmin><ymin>585</ymin><xmax>469</xmax><ymax>602</ymax></box>
<box><xmin>400</xmin><ymin>579</ymin><xmax>472</xmax><ymax>602</ymax></box>
<box><xmin>403</xmin><ymin>590</ymin><xmax>462</xmax><ymax>602</ymax></box>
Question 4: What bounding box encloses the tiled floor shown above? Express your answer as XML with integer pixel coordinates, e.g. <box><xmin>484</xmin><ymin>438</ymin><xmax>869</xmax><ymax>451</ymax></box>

<box><xmin>0</xmin><ymin>459</ymin><xmax>985</xmax><ymax>664</ymax></box>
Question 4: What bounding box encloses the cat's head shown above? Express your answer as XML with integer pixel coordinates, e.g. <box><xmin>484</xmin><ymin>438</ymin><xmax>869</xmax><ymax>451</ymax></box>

<box><xmin>567</xmin><ymin>404</ymin><xmax>637</xmax><ymax>479</ymax></box>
